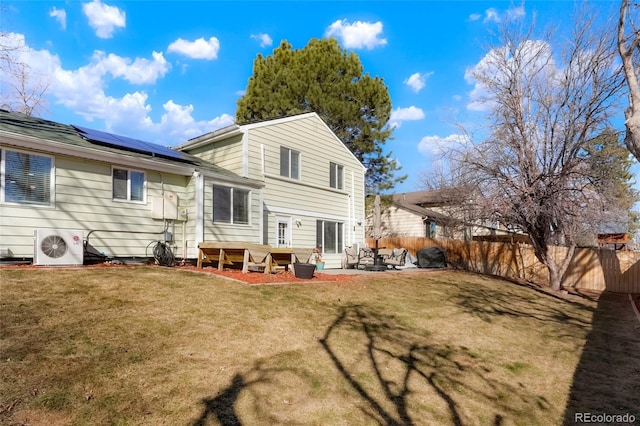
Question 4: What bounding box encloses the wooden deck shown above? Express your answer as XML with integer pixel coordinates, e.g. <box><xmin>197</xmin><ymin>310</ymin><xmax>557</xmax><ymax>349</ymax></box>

<box><xmin>197</xmin><ymin>242</ymin><xmax>313</xmax><ymax>274</ymax></box>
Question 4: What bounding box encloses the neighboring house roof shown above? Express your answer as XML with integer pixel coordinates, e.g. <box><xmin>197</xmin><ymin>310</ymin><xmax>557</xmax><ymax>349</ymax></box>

<box><xmin>391</xmin><ymin>198</ymin><xmax>456</xmax><ymax>224</ymax></box>
<box><xmin>387</xmin><ymin>191</ymin><xmax>463</xmax><ymax>224</ymax></box>
<box><xmin>0</xmin><ymin>110</ymin><xmax>262</xmax><ymax>188</ymax></box>
<box><xmin>392</xmin><ymin>189</ymin><xmax>471</xmax><ymax>207</ymax></box>
<box><xmin>174</xmin><ymin>112</ymin><xmax>367</xmax><ymax>172</ymax></box>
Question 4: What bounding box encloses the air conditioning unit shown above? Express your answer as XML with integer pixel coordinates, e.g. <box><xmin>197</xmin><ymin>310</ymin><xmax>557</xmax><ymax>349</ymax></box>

<box><xmin>34</xmin><ymin>229</ymin><xmax>84</xmax><ymax>266</ymax></box>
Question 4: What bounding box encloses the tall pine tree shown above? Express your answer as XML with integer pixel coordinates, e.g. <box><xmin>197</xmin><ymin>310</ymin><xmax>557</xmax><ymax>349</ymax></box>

<box><xmin>236</xmin><ymin>38</ymin><xmax>405</xmax><ymax>192</ymax></box>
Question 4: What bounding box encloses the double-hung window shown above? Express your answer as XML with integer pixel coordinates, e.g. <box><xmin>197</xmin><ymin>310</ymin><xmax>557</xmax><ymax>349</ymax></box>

<box><xmin>316</xmin><ymin>220</ymin><xmax>343</xmax><ymax>254</ymax></box>
<box><xmin>1</xmin><ymin>149</ymin><xmax>54</xmax><ymax>206</ymax></box>
<box><xmin>280</xmin><ymin>147</ymin><xmax>300</xmax><ymax>179</ymax></box>
<box><xmin>329</xmin><ymin>162</ymin><xmax>344</xmax><ymax>189</ymax></box>
<box><xmin>213</xmin><ymin>185</ymin><xmax>250</xmax><ymax>224</ymax></box>
<box><xmin>113</xmin><ymin>168</ymin><xmax>145</xmax><ymax>202</ymax></box>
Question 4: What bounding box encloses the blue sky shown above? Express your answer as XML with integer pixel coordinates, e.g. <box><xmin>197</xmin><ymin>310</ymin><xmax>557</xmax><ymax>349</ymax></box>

<box><xmin>1</xmin><ymin>0</ymin><xmax>636</xmax><ymax>194</ymax></box>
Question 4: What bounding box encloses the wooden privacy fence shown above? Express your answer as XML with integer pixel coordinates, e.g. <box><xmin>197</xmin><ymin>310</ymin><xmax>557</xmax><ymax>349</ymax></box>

<box><xmin>366</xmin><ymin>237</ymin><xmax>640</xmax><ymax>293</ymax></box>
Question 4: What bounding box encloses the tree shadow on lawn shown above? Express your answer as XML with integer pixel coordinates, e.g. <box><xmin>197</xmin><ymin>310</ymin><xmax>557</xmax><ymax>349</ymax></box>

<box><xmin>443</xmin><ymin>275</ymin><xmax>640</xmax><ymax>424</ymax></box>
<box><xmin>562</xmin><ymin>292</ymin><xmax>640</xmax><ymax>425</ymax></box>
<box><xmin>445</xmin><ymin>275</ymin><xmax>595</xmax><ymax>332</ymax></box>
<box><xmin>192</xmin><ymin>358</ymin><xmax>310</xmax><ymax>426</ymax></box>
<box><xmin>193</xmin><ymin>374</ymin><xmax>247</xmax><ymax>426</ymax></box>
<box><xmin>319</xmin><ymin>305</ymin><xmax>550</xmax><ymax>425</ymax></box>
<box><xmin>193</xmin><ymin>304</ymin><xmax>551</xmax><ymax>425</ymax></box>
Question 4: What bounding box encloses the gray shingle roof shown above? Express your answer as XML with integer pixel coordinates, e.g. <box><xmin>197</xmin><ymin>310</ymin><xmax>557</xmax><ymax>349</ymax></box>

<box><xmin>0</xmin><ymin>109</ymin><xmax>261</xmax><ymax>185</ymax></box>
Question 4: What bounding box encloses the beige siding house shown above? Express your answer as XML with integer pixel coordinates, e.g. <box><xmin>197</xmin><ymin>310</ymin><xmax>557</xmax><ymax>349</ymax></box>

<box><xmin>368</xmin><ymin>190</ymin><xmax>516</xmax><ymax>241</ymax></box>
<box><xmin>0</xmin><ymin>110</ymin><xmax>263</xmax><ymax>262</ymax></box>
<box><xmin>1</xmin><ymin>110</ymin><xmax>365</xmax><ymax>268</ymax></box>
<box><xmin>176</xmin><ymin>113</ymin><xmax>367</xmax><ymax>268</ymax></box>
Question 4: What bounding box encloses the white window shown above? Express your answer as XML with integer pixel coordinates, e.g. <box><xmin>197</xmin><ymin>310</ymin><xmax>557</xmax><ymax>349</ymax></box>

<box><xmin>280</xmin><ymin>147</ymin><xmax>300</xmax><ymax>179</ymax></box>
<box><xmin>330</xmin><ymin>162</ymin><xmax>344</xmax><ymax>189</ymax></box>
<box><xmin>1</xmin><ymin>149</ymin><xmax>54</xmax><ymax>206</ymax></box>
<box><xmin>316</xmin><ymin>220</ymin><xmax>343</xmax><ymax>254</ymax></box>
<box><xmin>213</xmin><ymin>185</ymin><xmax>250</xmax><ymax>224</ymax></box>
<box><xmin>112</xmin><ymin>168</ymin><xmax>145</xmax><ymax>202</ymax></box>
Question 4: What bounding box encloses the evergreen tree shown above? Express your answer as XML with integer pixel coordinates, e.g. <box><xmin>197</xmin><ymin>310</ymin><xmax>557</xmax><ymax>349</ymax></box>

<box><xmin>236</xmin><ymin>38</ymin><xmax>405</xmax><ymax>192</ymax></box>
<box><xmin>584</xmin><ymin>129</ymin><xmax>639</xmax><ymax>235</ymax></box>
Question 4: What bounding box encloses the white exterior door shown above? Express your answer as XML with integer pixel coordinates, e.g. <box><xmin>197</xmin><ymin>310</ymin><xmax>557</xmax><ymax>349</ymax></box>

<box><xmin>276</xmin><ymin>216</ymin><xmax>291</xmax><ymax>247</ymax></box>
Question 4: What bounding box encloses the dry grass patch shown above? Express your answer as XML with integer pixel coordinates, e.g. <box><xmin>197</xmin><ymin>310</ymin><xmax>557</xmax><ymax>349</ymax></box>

<box><xmin>1</xmin><ymin>266</ymin><xmax>637</xmax><ymax>425</ymax></box>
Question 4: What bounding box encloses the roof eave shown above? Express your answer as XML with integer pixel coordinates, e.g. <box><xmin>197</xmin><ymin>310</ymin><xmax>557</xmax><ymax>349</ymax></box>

<box><xmin>174</xmin><ymin>124</ymin><xmax>242</xmax><ymax>151</ymax></box>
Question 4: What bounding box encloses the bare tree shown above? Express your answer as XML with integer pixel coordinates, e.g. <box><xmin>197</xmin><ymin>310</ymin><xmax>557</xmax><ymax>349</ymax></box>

<box><xmin>456</xmin><ymin>11</ymin><xmax>623</xmax><ymax>291</ymax></box>
<box><xmin>0</xmin><ymin>31</ymin><xmax>49</xmax><ymax>116</ymax></box>
<box><xmin>618</xmin><ymin>0</ymin><xmax>640</xmax><ymax>160</ymax></box>
<box><xmin>419</xmin><ymin>163</ymin><xmax>483</xmax><ymax>240</ymax></box>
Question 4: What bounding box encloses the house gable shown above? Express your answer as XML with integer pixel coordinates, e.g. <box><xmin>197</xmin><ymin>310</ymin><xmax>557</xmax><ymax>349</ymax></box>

<box><xmin>176</xmin><ymin>112</ymin><xmax>367</xmax><ymax>267</ymax></box>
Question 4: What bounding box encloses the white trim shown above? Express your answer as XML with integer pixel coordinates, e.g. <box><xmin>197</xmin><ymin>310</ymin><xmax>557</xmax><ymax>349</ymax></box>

<box><xmin>179</xmin><ymin>113</ymin><xmax>367</xmax><ymax>173</ymax></box>
<box><xmin>201</xmin><ymin>171</ymin><xmax>263</xmax><ymax>189</ymax></box>
<box><xmin>1</xmin><ymin>132</ymin><xmax>196</xmax><ymax>176</ymax></box>
<box><xmin>275</xmin><ymin>216</ymin><xmax>292</xmax><ymax>248</ymax></box>
<box><xmin>242</xmin><ymin>131</ymin><xmax>249</xmax><ymax>177</ymax></box>
<box><xmin>240</xmin><ymin>112</ymin><xmax>366</xmax><ymax>172</ymax></box>
<box><xmin>173</xmin><ymin>125</ymin><xmax>242</xmax><ymax>151</ymax></box>
<box><xmin>211</xmin><ymin>184</ymin><xmax>252</xmax><ymax>225</ymax></box>
<box><xmin>195</xmin><ymin>172</ymin><xmax>204</xmax><ymax>245</ymax></box>
<box><xmin>240</xmin><ymin>112</ymin><xmax>318</xmax><ymax>130</ymax></box>
<box><xmin>264</xmin><ymin>172</ymin><xmax>347</xmax><ymax>195</ymax></box>
<box><xmin>316</xmin><ymin>219</ymin><xmax>345</xmax><ymax>254</ymax></box>
<box><xmin>3</xmin><ymin>132</ymin><xmax>262</xmax><ymax>189</ymax></box>
<box><xmin>279</xmin><ymin>146</ymin><xmax>301</xmax><ymax>180</ymax></box>
<box><xmin>267</xmin><ymin>204</ymin><xmax>348</xmax><ymax>222</ymax></box>
<box><xmin>0</xmin><ymin>147</ymin><xmax>56</xmax><ymax>208</ymax></box>
<box><xmin>351</xmin><ymin>170</ymin><xmax>356</xmax><ymax>246</ymax></box>
<box><xmin>259</xmin><ymin>191</ymin><xmax>265</xmax><ymax>244</ymax></box>
<box><xmin>260</xmin><ymin>144</ymin><xmax>265</xmax><ymax>175</ymax></box>
<box><xmin>329</xmin><ymin>162</ymin><xmax>344</xmax><ymax>190</ymax></box>
<box><xmin>111</xmin><ymin>166</ymin><xmax>146</xmax><ymax>204</ymax></box>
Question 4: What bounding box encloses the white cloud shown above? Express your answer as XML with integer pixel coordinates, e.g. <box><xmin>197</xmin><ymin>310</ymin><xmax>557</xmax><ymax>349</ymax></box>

<box><xmin>251</xmin><ymin>33</ymin><xmax>273</xmax><ymax>48</ymax></box>
<box><xmin>418</xmin><ymin>134</ymin><xmax>470</xmax><ymax>157</ymax></box>
<box><xmin>167</xmin><ymin>37</ymin><xmax>220</xmax><ymax>60</ymax></box>
<box><xmin>391</xmin><ymin>106</ymin><xmax>425</xmax><ymax>121</ymax></box>
<box><xmin>82</xmin><ymin>0</ymin><xmax>126</xmax><ymax>39</ymax></box>
<box><xmin>324</xmin><ymin>19</ymin><xmax>387</xmax><ymax>50</ymax></box>
<box><xmin>3</xmin><ymin>33</ymin><xmax>234</xmax><ymax>145</ymax></box>
<box><xmin>49</xmin><ymin>7</ymin><xmax>67</xmax><ymax>29</ymax></box>
<box><xmin>154</xmin><ymin>101</ymin><xmax>235</xmax><ymax>141</ymax></box>
<box><xmin>480</xmin><ymin>5</ymin><xmax>525</xmax><ymax>23</ymax></box>
<box><xmin>91</xmin><ymin>50</ymin><xmax>170</xmax><ymax>84</ymax></box>
<box><xmin>389</xmin><ymin>106</ymin><xmax>425</xmax><ymax>129</ymax></box>
<box><xmin>484</xmin><ymin>8</ymin><xmax>500</xmax><ymax>23</ymax></box>
<box><xmin>404</xmin><ymin>72</ymin><xmax>433</xmax><ymax>93</ymax></box>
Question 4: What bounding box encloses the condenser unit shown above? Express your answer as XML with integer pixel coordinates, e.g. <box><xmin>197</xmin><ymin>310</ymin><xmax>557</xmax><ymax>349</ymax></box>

<box><xmin>34</xmin><ymin>229</ymin><xmax>84</xmax><ymax>266</ymax></box>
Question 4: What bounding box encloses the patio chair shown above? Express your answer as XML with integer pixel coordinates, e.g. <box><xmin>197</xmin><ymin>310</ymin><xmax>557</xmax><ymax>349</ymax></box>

<box><xmin>383</xmin><ymin>248</ymin><xmax>408</xmax><ymax>269</ymax></box>
<box><xmin>357</xmin><ymin>247</ymin><xmax>376</xmax><ymax>269</ymax></box>
<box><xmin>342</xmin><ymin>246</ymin><xmax>359</xmax><ymax>269</ymax></box>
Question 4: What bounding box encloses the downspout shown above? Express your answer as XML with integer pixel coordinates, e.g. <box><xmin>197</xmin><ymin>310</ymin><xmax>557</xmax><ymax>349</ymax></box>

<box><xmin>242</xmin><ymin>131</ymin><xmax>249</xmax><ymax>177</ymax></box>
<box><xmin>351</xmin><ymin>170</ymin><xmax>355</xmax><ymax>246</ymax></box>
<box><xmin>194</xmin><ymin>171</ymin><xmax>204</xmax><ymax>247</ymax></box>
<box><xmin>347</xmin><ymin>193</ymin><xmax>351</xmax><ymax>248</ymax></box>
<box><xmin>259</xmin><ymin>188</ymin><xmax>265</xmax><ymax>245</ymax></box>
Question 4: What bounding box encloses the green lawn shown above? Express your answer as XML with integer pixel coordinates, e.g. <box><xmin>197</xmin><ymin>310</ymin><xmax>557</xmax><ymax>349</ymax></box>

<box><xmin>1</xmin><ymin>267</ymin><xmax>637</xmax><ymax>425</ymax></box>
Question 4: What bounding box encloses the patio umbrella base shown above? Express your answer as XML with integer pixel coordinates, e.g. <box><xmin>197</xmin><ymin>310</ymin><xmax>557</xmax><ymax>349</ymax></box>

<box><xmin>365</xmin><ymin>265</ymin><xmax>387</xmax><ymax>272</ymax></box>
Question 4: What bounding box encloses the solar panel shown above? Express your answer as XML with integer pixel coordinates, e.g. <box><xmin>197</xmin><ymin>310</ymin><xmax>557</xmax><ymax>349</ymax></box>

<box><xmin>73</xmin><ymin>125</ymin><xmax>190</xmax><ymax>162</ymax></box>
